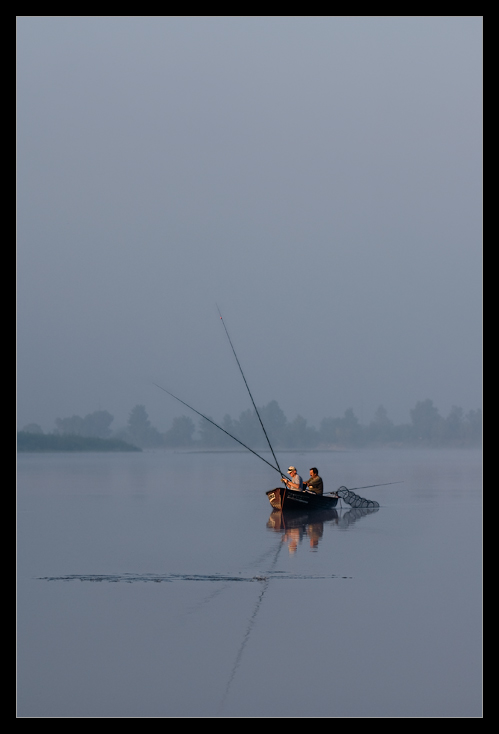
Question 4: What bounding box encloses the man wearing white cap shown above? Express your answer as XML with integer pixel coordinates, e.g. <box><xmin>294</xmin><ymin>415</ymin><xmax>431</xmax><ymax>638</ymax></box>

<box><xmin>281</xmin><ymin>466</ymin><xmax>304</xmax><ymax>491</ymax></box>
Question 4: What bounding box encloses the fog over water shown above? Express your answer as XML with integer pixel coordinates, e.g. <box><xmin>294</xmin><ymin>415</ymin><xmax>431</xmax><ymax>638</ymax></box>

<box><xmin>17</xmin><ymin>17</ymin><xmax>482</xmax><ymax>433</ymax></box>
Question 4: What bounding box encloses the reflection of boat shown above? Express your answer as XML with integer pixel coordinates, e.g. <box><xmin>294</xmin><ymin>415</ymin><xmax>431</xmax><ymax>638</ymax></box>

<box><xmin>267</xmin><ymin>507</ymin><xmax>339</xmax><ymax>531</ymax></box>
<box><xmin>266</xmin><ymin>486</ymin><xmax>339</xmax><ymax>511</ymax></box>
<box><xmin>267</xmin><ymin>503</ymin><xmax>380</xmax><ymax>551</ymax></box>
<box><xmin>267</xmin><ymin>507</ymin><xmax>339</xmax><ymax>553</ymax></box>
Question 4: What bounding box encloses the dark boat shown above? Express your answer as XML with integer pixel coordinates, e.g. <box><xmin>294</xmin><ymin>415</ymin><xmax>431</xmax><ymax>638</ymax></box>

<box><xmin>266</xmin><ymin>486</ymin><xmax>338</xmax><ymax>511</ymax></box>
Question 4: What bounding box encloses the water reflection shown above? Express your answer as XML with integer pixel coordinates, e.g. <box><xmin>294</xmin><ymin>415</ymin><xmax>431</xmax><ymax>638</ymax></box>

<box><xmin>217</xmin><ymin>538</ymin><xmax>283</xmax><ymax>714</ymax></box>
<box><xmin>267</xmin><ymin>506</ymin><xmax>380</xmax><ymax>553</ymax></box>
<box><xmin>217</xmin><ymin>507</ymin><xmax>367</xmax><ymax>713</ymax></box>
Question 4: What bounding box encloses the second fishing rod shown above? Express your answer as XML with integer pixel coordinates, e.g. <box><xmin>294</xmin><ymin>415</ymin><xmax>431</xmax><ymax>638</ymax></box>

<box><xmin>216</xmin><ymin>305</ymin><xmax>284</xmax><ymax>479</ymax></box>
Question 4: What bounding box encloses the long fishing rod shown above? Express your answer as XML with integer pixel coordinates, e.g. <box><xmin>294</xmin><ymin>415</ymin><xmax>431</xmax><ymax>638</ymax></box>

<box><xmin>152</xmin><ymin>382</ymin><xmax>288</xmax><ymax>479</ymax></box>
<box><xmin>217</xmin><ymin>306</ymin><xmax>284</xmax><ymax>477</ymax></box>
<box><xmin>325</xmin><ymin>481</ymin><xmax>403</xmax><ymax>495</ymax></box>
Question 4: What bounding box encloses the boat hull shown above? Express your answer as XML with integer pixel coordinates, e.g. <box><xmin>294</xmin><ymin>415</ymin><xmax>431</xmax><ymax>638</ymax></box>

<box><xmin>266</xmin><ymin>486</ymin><xmax>338</xmax><ymax>511</ymax></box>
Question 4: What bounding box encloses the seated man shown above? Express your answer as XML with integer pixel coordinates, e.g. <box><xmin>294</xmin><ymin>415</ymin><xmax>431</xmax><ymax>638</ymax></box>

<box><xmin>281</xmin><ymin>466</ymin><xmax>304</xmax><ymax>491</ymax></box>
<box><xmin>303</xmin><ymin>467</ymin><xmax>324</xmax><ymax>495</ymax></box>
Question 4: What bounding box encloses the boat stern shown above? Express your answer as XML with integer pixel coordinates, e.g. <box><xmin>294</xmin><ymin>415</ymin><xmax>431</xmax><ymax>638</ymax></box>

<box><xmin>266</xmin><ymin>487</ymin><xmax>285</xmax><ymax>510</ymax></box>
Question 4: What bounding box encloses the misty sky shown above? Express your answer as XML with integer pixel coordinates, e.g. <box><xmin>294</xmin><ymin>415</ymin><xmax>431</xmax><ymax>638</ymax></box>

<box><xmin>17</xmin><ymin>17</ymin><xmax>482</xmax><ymax>433</ymax></box>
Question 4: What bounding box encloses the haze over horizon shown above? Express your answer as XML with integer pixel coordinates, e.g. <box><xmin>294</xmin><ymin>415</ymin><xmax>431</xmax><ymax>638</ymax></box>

<box><xmin>17</xmin><ymin>17</ymin><xmax>482</xmax><ymax>433</ymax></box>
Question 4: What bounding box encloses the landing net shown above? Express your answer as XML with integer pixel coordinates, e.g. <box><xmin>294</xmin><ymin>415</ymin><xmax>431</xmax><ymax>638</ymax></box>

<box><xmin>336</xmin><ymin>486</ymin><xmax>380</xmax><ymax>509</ymax></box>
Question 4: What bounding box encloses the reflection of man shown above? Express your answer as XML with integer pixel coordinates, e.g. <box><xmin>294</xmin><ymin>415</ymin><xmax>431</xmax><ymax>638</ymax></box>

<box><xmin>307</xmin><ymin>522</ymin><xmax>324</xmax><ymax>549</ymax></box>
<box><xmin>281</xmin><ymin>466</ymin><xmax>303</xmax><ymax>491</ymax></box>
<box><xmin>303</xmin><ymin>467</ymin><xmax>323</xmax><ymax>495</ymax></box>
<box><xmin>283</xmin><ymin>528</ymin><xmax>301</xmax><ymax>554</ymax></box>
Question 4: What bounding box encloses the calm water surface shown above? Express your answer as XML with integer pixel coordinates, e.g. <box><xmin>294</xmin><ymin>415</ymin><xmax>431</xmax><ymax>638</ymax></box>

<box><xmin>17</xmin><ymin>449</ymin><xmax>482</xmax><ymax>717</ymax></box>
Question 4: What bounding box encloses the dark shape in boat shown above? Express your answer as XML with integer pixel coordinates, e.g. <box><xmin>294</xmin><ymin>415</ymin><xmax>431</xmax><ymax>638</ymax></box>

<box><xmin>266</xmin><ymin>486</ymin><xmax>339</xmax><ymax>511</ymax></box>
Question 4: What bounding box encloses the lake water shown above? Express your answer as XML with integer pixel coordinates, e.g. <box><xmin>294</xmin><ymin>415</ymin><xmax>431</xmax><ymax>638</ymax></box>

<box><xmin>17</xmin><ymin>448</ymin><xmax>482</xmax><ymax>717</ymax></box>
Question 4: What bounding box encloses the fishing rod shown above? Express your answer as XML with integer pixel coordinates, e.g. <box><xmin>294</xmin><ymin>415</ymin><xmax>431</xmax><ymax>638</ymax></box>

<box><xmin>152</xmin><ymin>382</ymin><xmax>288</xmax><ymax>480</ymax></box>
<box><xmin>216</xmin><ymin>306</ymin><xmax>284</xmax><ymax>477</ymax></box>
<box><xmin>324</xmin><ymin>481</ymin><xmax>403</xmax><ymax>495</ymax></box>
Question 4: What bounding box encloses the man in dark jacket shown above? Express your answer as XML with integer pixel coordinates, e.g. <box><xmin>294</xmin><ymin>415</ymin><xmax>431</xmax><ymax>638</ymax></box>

<box><xmin>303</xmin><ymin>467</ymin><xmax>323</xmax><ymax>495</ymax></box>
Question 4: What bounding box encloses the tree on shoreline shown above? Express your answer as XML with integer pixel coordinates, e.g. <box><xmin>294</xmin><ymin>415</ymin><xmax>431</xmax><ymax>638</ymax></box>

<box><xmin>126</xmin><ymin>405</ymin><xmax>163</xmax><ymax>448</ymax></box>
<box><xmin>164</xmin><ymin>416</ymin><xmax>196</xmax><ymax>447</ymax></box>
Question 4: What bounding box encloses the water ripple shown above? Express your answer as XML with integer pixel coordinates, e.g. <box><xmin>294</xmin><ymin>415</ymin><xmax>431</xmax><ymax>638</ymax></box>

<box><xmin>38</xmin><ymin>572</ymin><xmax>352</xmax><ymax>583</ymax></box>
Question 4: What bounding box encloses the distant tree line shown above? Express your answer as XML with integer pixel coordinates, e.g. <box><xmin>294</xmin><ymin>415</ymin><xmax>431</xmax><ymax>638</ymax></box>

<box><xmin>20</xmin><ymin>399</ymin><xmax>482</xmax><ymax>450</ymax></box>
<box><xmin>17</xmin><ymin>432</ymin><xmax>141</xmax><ymax>452</ymax></box>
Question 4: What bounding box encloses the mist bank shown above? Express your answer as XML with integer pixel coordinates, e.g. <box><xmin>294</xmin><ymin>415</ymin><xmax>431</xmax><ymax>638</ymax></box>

<box><xmin>20</xmin><ymin>399</ymin><xmax>482</xmax><ymax>451</ymax></box>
